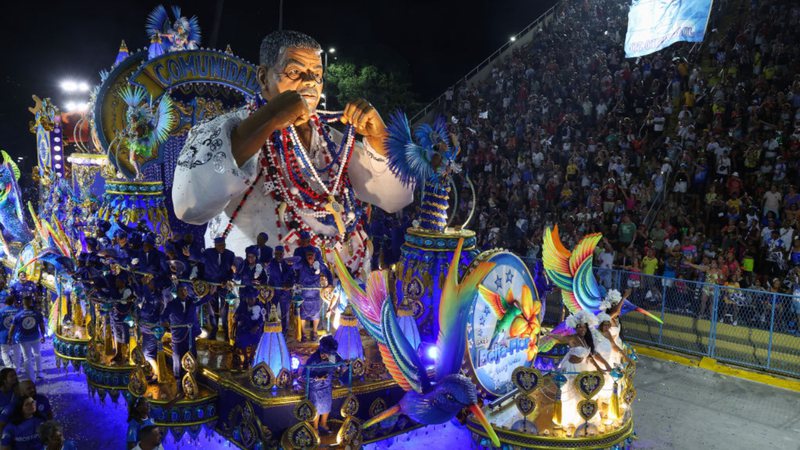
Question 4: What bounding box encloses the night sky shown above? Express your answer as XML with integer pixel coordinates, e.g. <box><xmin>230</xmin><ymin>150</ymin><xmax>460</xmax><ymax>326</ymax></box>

<box><xmin>0</xmin><ymin>0</ymin><xmax>558</xmax><ymax>171</ymax></box>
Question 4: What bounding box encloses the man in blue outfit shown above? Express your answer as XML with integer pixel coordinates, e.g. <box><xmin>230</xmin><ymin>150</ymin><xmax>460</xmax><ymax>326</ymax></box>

<box><xmin>10</xmin><ymin>273</ymin><xmax>38</xmax><ymax>309</ymax></box>
<box><xmin>7</xmin><ymin>297</ymin><xmax>45</xmax><ymax>381</ymax></box>
<box><xmin>237</xmin><ymin>249</ymin><xmax>266</xmax><ymax>286</ymax></box>
<box><xmin>0</xmin><ymin>296</ymin><xmax>20</xmax><ymax>368</ymax></box>
<box><xmin>266</xmin><ymin>246</ymin><xmax>293</xmax><ymax>334</ymax></box>
<box><xmin>295</xmin><ymin>249</ymin><xmax>331</xmax><ymax>342</ymax></box>
<box><xmin>293</xmin><ymin>231</ymin><xmax>322</xmax><ymax>261</ymax></box>
<box><xmin>162</xmin><ymin>283</ymin><xmax>213</xmax><ymax>385</ymax></box>
<box><xmin>232</xmin><ymin>286</ymin><xmax>264</xmax><ymax>370</ymax></box>
<box><xmin>134</xmin><ymin>235</ymin><xmax>165</xmax><ymax>274</ymax></box>
<box><xmin>201</xmin><ymin>237</ymin><xmax>236</xmax><ymax>340</ymax></box>
<box><xmin>135</xmin><ymin>271</ymin><xmax>169</xmax><ymax>380</ymax></box>
<box><xmin>245</xmin><ymin>232</ymin><xmax>273</xmax><ymax>265</ymax></box>
<box><xmin>107</xmin><ymin>276</ymin><xmax>135</xmax><ymax>364</ymax></box>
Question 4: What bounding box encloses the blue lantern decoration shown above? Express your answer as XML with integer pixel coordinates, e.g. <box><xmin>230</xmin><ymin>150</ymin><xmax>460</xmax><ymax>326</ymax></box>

<box><xmin>252</xmin><ymin>305</ymin><xmax>291</xmax><ymax>376</ymax></box>
<box><xmin>395</xmin><ymin>300</ymin><xmax>421</xmax><ymax>352</ymax></box>
<box><xmin>334</xmin><ymin>306</ymin><xmax>364</xmax><ymax>360</ymax></box>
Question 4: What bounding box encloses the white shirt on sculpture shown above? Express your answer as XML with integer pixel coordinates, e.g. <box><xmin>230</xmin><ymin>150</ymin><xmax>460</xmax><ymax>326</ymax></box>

<box><xmin>172</xmin><ymin>108</ymin><xmax>414</xmax><ymax>270</ymax></box>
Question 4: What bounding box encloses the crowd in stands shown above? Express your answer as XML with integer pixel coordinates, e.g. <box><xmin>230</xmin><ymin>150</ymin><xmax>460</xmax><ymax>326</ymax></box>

<box><xmin>430</xmin><ymin>0</ymin><xmax>800</xmax><ymax>332</ymax></box>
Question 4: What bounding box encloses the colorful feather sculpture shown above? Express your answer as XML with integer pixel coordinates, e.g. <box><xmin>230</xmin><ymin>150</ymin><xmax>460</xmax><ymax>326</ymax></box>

<box><xmin>538</xmin><ymin>226</ymin><xmax>662</xmax><ymax>352</ymax></box>
<box><xmin>333</xmin><ymin>239</ymin><xmax>500</xmax><ymax>447</ymax></box>
<box><xmin>118</xmin><ymin>86</ymin><xmax>176</xmax><ymax>175</ymax></box>
<box><xmin>0</xmin><ymin>151</ymin><xmax>32</xmax><ymax>243</ymax></box>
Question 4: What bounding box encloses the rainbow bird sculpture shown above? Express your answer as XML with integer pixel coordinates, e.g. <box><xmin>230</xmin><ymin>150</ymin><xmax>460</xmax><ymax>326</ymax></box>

<box><xmin>333</xmin><ymin>238</ymin><xmax>500</xmax><ymax>447</ymax></box>
<box><xmin>0</xmin><ymin>151</ymin><xmax>33</xmax><ymax>243</ymax></box>
<box><xmin>538</xmin><ymin>225</ymin><xmax>662</xmax><ymax>352</ymax></box>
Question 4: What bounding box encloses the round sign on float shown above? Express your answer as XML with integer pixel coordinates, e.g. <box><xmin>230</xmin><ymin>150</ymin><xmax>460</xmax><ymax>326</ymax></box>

<box><xmin>465</xmin><ymin>250</ymin><xmax>543</xmax><ymax>399</ymax></box>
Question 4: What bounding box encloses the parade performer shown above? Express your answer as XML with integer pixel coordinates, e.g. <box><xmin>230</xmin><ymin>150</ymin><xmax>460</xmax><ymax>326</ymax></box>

<box><xmin>200</xmin><ymin>237</ymin><xmax>236</xmax><ymax>341</ymax></box>
<box><xmin>245</xmin><ymin>232</ymin><xmax>273</xmax><ymax>265</ymax></box>
<box><xmin>134</xmin><ymin>271</ymin><xmax>170</xmax><ymax>379</ymax></box>
<box><xmin>547</xmin><ymin>311</ymin><xmax>611</xmax><ymax>433</ymax></box>
<box><xmin>302</xmin><ymin>335</ymin><xmax>344</xmax><ymax>436</ymax></box>
<box><xmin>7</xmin><ymin>297</ymin><xmax>46</xmax><ymax>381</ymax></box>
<box><xmin>296</xmin><ymin>249</ymin><xmax>332</xmax><ymax>342</ymax></box>
<box><xmin>237</xmin><ymin>249</ymin><xmax>266</xmax><ymax>286</ymax></box>
<box><xmin>0</xmin><ymin>296</ymin><xmax>21</xmax><ymax>368</ymax></box>
<box><xmin>266</xmin><ymin>246</ymin><xmax>293</xmax><ymax>333</ymax></box>
<box><xmin>10</xmin><ymin>273</ymin><xmax>38</xmax><ymax>309</ymax></box>
<box><xmin>133</xmin><ymin>235</ymin><xmax>165</xmax><ymax>274</ymax></box>
<box><xmin>231</xmin><ymin>286</ymin><xmax>264</xmax><ymax>369</ymax></box>
<box><xmin>172</xmin><ymin>30</ymin><xmax>414</xmax><ymax>272</ymax></box>
<box><xmin>162</xmin><ymin>283</ymin><xmax>213</xmax><ymax>384</ymax></box>
<box><xmin>107</xmin><ymin>277</ymin><xmax>135</xmax><ymax>364</ymax></box>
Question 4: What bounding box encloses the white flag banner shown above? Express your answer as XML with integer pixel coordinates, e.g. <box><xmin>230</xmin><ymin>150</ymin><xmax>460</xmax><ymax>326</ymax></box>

<box><xmin>478</xmin><ymin>111</ymin><xmax>489</xmax><ymax>119</ymax></box>
<box><xmin>624</xmin><ymin>0</ymin><xmax>713</xmax><ymax>58</ymax></box>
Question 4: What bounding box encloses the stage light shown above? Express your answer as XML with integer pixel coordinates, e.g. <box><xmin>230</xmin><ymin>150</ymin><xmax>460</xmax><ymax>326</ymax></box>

<box><xmin>328</xmin><ymin>47</ymin><xmax>336</xmax><ymax>54</ymax></box>
<box><xmin>64</xmin><ymin>101</ymin><xmax>76</xmax><ymax>111</ymax></box>
<box><xmin>426</xmin><ymin>346</ymin><xmax>439</xmax><ymax>360</ymax></box>
<box><xmin>510</xmin><ymin>36</ymin><xmax>517</xmax><ymax>42</ymax></box>
<box><xmin>291</xmin><ymin>356</ymin><xmax>300</xmax><ymax>370</ymax></box>
<box><xmin>60</xmin><ymin>80</ymin><xmax>78</xmax><ymax>92</ymax></box>
<box><xmin>77</xmin><ymin>81</ymin><xmax>90</xmax><ymax>92</ymax></box>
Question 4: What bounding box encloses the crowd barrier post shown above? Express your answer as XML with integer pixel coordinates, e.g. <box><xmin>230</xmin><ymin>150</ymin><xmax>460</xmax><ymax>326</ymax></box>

<box><xmin>767</xmin><ymin>294</ymin><xmax>777</xmax><ymax>369</ymax></box>
<box><xmin>659</xmin><ymin>280</ymin><xmax>666</xmax><ymax>345</ymax></box>
<box><xmin>708</xmin><ymin>286</ymin><xmax>720</xmax><ymax>358</ymax></box>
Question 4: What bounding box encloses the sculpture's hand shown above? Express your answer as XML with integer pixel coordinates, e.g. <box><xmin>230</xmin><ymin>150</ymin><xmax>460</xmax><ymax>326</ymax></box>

<box><xmin>341</xmin><ymin>99</ymin><xmax>387</xmax><ymax>155</ymax></box>
<box><xmin>264</xmin><ymin>91</ymin><xmax>311</xmax><ymax>129</ymax></box>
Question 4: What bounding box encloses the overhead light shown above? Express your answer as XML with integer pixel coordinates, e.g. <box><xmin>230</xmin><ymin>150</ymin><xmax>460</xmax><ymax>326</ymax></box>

<box><xmin>510</xmin><ymin>36</ymin><xmax>517</xmax><ymax>42</ymax></box>
<box><xmin>77</xmin><ymin>81</ymin><xmax>90</xmax><ymax>92</ymax></box>
<box><xmin>328</xmin><ymin>47</ymin><xmax>336</xmax><ymax>54</ymax></box>
<box><xmin>64</xmin><ymin>101</ymin><xmax>76</xmax><ymax>111</ymax></box>
<box><xmin>60</xmin><ymin>80</ymin><xmax>78</xmax><ymax>92</ymax></box>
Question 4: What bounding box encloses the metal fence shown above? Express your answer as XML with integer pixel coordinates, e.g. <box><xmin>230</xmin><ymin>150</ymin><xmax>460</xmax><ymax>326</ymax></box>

<box><xmin>605</xmin><ymin>269</ymin><xmax>800</xmax><ymax>378</ymax></box>
<box><xmin>521</xmin><ymin>259</ymin><xmax>800</xmax><ymax>378</ymax></box>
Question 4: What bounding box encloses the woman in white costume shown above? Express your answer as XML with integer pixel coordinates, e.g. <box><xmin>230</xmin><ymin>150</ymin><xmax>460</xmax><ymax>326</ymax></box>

<box><xmin>548</xmin><ymin>311</ymin><xmax>612</xmax><ymax>433</ymax></box>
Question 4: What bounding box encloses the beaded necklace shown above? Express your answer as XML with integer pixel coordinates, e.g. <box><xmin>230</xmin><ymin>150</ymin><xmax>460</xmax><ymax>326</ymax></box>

<box><xmin>222</xmin><ymin>98</ymin><xmax>365</xmax><ymax>254</ymax></box>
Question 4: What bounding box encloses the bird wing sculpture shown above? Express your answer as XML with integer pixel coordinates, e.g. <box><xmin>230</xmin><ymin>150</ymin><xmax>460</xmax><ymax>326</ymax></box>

<box><xmin>538</xmin><ymin>226</ymin><xmax>661</xmax><ymax>352</ymax></box>
<box><xmin>385</xmin><ymin>111</ymin><xmax>435</xmax><ymax>187</ymax></box>
<box><xmin>333</xmin><ymin>239</ymin><xmax>500</xmax><ymax>447</ymax></box>
<box><xmin>0</xmin><ymin>151</ymin><xmax>33</xmax><ymax>243</ymax></box>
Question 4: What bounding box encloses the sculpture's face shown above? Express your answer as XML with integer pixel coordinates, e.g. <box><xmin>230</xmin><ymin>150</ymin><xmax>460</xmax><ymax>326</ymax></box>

<box><xmin>260</xmin><ymin>47</ymin><xmax>323</xmax><ymax>111</ymax></box>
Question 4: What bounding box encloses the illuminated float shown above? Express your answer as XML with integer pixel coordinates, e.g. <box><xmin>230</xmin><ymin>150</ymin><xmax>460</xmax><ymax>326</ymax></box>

<box><xmin>2</xmin><ymin>3</ymin><xmax>663</xmax><ymax>449</ymax></box>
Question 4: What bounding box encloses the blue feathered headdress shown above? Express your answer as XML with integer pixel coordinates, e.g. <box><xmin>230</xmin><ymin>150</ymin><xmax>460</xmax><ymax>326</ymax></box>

<box><xmin>384</xmin><ymin>112</ymin><xmax>459</xmax><ymax>187</ymax></box>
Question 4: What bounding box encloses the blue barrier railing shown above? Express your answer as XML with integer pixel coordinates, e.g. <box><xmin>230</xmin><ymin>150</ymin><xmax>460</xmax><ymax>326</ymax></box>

<box><xmin>521</xmin><ymin>258</ymin><xmax>800</xmax><ymax>378</ymax></box>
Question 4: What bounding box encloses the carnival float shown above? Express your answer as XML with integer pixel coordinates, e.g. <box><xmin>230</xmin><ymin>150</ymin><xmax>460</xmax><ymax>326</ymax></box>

<box><xmin>0</xmin><ymin>4</ymin><xmax>663</xmax><ymax>449</ymax></box>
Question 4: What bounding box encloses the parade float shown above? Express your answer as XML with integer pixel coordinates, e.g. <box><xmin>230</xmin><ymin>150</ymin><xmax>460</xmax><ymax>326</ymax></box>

<box><xmin>0</xmin><ymin>4</ymin><xmax>659</xmax><ymax>450</ymax></box>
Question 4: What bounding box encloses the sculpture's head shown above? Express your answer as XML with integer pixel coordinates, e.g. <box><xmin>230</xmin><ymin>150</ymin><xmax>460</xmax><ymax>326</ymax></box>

<box><xmin>431</xmin><ymin>374</ymin><xmax>500</xmax><ymax>447</ymax></box>
<box><xmin>258</xmin><ymin>30</ymin><xmax>323</xmax><ymax>111</ymax></box>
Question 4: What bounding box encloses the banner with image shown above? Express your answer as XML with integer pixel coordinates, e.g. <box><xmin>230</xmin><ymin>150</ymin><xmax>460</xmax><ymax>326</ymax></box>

<box><xmin>624</xmin><ymin>0</ymin><xmax>713</xmax><ymax>58</ymax></box>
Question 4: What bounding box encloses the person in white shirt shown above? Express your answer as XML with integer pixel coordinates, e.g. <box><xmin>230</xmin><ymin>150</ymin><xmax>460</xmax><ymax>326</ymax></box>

<box><xmin>132</xmin><ymin>425</ymin><xmax>164</xmax><ymax>450</ymax></box>
<box><xmin>172</xmin><ymin>31</ymin><xmax>413</xmax><ymax>272</ymax></box>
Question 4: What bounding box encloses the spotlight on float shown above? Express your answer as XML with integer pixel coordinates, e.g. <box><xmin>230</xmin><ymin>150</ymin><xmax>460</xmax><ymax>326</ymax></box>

<box><xmin>426</xmin><ymin>345</ymin><xmax>439</xmax><ymax>361</ymax></box>
<box><xmin>510</xmin><ymin>36</ymin><xmax>517</xmax><ymax>42</ymax></box>
<box><xmin>291</xmin><ymin>356</ymin><xmax>300</xmax><ymax>370</ymax></box>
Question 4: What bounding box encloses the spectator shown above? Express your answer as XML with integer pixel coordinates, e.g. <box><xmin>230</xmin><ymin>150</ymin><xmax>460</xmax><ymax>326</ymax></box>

<box><xmin>131</xmin><ymin>425</ymin><xmax>164</xmax><ymax>450</ymax></box>
<box><xmin>126</xmin><ymin>397</ymin><xmax>154</xmax><ymax>450</ymax></box>
<box><xmin>0</xmin><ymin>395</ymin><xmax>45</xmax><ymax>450</ymax></box>
<box><xmin>37</xmin><ymin>421</ymin><xmax>77</xmax><ymax>450</ymax></box>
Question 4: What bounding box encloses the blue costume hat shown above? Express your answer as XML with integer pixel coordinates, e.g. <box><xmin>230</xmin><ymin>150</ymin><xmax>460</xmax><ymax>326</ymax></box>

<box><xmin>214</xmin><ymin>236</ymin><xmax>226</xmax><ymax>244</ymax></box>
<box><xmin>299</xmin><ymin>230</ymin><xmax>311</xmax><ymax>240</ymax></box>
<box><xmin>239</xmin><ymin>285</ymin><xmax>259</xmax><ymax>298</ymax></box>
<box><xmin>97</xmin><ymin>220</ymin><xmax>112</xmax><ymax>232</ymax></box>
<box><xmin>129</xmin><ymin>233</ymin><xmax>143</xmax><ymax>246</ymax></box>
<box><xmin>258</xmin><ymin>232</ymin><xmax>269</xmax><ymax>241</ymax></box>
<box><xmin>164</xmin><ymin>242</ymin><xmax>176</xmax><ymax>253</ymax></box>
<box><xmin>85</xmin><ymin>237</ymin><xmax>98</xmax><ymax>247</ymax></box>
<box><xmin>143</xmin><ymin>234</ymin><xmax>156</xmax><ymax>246</ymax></box>
<box><xmin>274</xmin><ymin>245</ymin><xmax>284</xmax><ymax>252</ymax></box>
<box><xmin>114</xmin><ymin>230</ymin><xmax>128</xmax><ymax>239</ymax></box>
<box><xmin>245</xmin><ymin>247</ymin><xmax>257</xmax><ymax>256</ymax></box>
